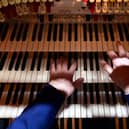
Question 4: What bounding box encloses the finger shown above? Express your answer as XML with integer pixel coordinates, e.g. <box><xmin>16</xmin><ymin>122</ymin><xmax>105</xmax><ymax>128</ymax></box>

<box><xmin>127</xmin><ymin>52</ymin><xmax>129</xmax><ymax>58</ymax></box>
<box><xmin>50</xmin><ymin>59</ymin><xmax>56</xmax><ymax>74</ymax></box>
<box><xmin>56</xmin><ymin>58</ymin><xmax>62</xmax><ymax>72</ymax></box>
<box><xmin>100</xmin><ymin>60</ymin><xmax>113</xmax><ymax>74</ymax></box>
<box><xmin>107</xmin><ymin>50</ymin><xmax>118</xmax><ymax>60</ymax></box>
<box><xmin>117</xmin><ymin>41</ymin><xmax>126</xmax><ymax>57</ymax></box>
<box><xmin>73</xmin><ymin>78</ymin><xmax>84</xmax><ymax>88</ymax></box>
<box><xmin>69</xmin><ymin>61</ymin><xmax>77</xmax><ymax>74</ymax></box>
<box><xmin>62</xmin><ymin>58</ymin><xmax>68</xmax><ymax>71</ymax></box>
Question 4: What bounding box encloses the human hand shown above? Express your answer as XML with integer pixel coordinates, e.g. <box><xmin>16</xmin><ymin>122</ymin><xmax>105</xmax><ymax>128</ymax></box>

<box><xmin>49</xmin><ymin>58</ymin><xmax>84</xmax><ymax>97</ymax></box>
<box><xmin>101</xmin><ymin>42</ymin><xmax>129</xmax><ymax>94</ymax></box>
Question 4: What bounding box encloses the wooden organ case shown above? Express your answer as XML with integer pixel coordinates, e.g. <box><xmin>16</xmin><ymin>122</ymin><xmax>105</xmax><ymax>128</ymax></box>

<box><xmin>0</xmin><ymin>0</ymin><xmax>129</xmax><ymax>128</ymax></box>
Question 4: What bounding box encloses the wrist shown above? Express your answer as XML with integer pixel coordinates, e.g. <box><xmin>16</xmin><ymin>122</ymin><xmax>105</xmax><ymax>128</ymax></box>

<box><xmin>49</xmin><ymin>79</ymin><xmax>74</xmax><ymax>97</ymax></box>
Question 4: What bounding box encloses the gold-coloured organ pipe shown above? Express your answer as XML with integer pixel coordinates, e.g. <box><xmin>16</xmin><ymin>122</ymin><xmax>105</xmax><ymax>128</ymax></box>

<box><xmin>28</xmin><ymin>0</ymin><xmax>33</xmax><ymax>3</ymax></box>
<box><xmin>15</xmin><ymin>0</ymin><xmax>21</xmax><ymax>4</ymax></box>
<box><xmin>108</xmin><ymin>0</ymin><xmax>114</xmax><ymax>13</ymax></box>
<box><xmin>124</xmin><ymin>0</ymin><xmax>129</xmax><ymax>13</ymax></box>
<box><xmin>0</xmin><ymin>0</ymin><xmax>2</xmax><ymax>8</ymax></box>
<box><xmin>8</xmin><ymin>0</ymin><xmax>15</xmax><ymax>5</ymax></box>
<box><xmin>1</xmin><ymin>0</ymin><xmax>8</xmax><ymax>7</ymax></box>
<box><xmin>38</xmin><ymin>2</ymin><xmax>46</xmax><ymax>14</ymax></box>
<box><xmin>102</xmin><ymin>0</ymin><xmax>108</xmax><ymax>13</ymax></box>
<box><xmin>96</xmin><ymin>0</ymin><xmax>101</xmax><ymax>13</ymax></box>
<box><xmin>22</xmin><ymin>0</ymin><xmax>28</xmax><ymax>4</ymax></box>
<box><xmin>35</xmin><ymin>0</ymin><xmax>40</xmax><ymax>3</ymax></box>
<box><xmin>115</xmin><ymin>0</ymin><xmax>122</xmax><ymax>13</ymax></box>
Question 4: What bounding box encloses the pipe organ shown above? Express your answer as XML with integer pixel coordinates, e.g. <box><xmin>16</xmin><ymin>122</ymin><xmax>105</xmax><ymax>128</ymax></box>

<box><xmin>0</xmin><ymin>0</ymin><xmax>129</xmax><ymax>128</ymax></box>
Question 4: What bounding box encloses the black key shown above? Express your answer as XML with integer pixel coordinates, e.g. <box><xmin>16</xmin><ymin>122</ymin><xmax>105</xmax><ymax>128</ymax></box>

<box><xmin>32</xmin><ymin>23</ymin><xmax>38</xmax><ymax>41</ymax></box>
<box><xmin>38</xmin><ymin>24</ymin><xmax>44</xmax><ymax>41</ymax></box>
<box><xmin>39</xmin><ymin>14</ymin><xmax>44</xmax><ymax>22</ymax></box>
<box><xmin>103</xmin><ymin>52</ymin><xmax>113</xmax><ymax>67</ymax></box>
<box><xmin>0</xmin><ymin>23</ymin><xmax>4</xmax><ymax>39</ymax></box>
<box><xmin>104</xmin><ymin>83</ymin><xmax>110</xmax><ymax>104</ymax></box>
<box><xmin>89</xmin><ymin>84</ymin><xmax>94</xmax><ymax>103</ymax></box>
<box><xmin>83</xmin><ymin>84</ymin><xmax>87</xmax><ymax>104</ymax></box>
<box><xmin>103</xmin><ymin>24</ymin><xmax>108</xmax><ymax>41</ymax></box>
<box><xmin>15</xmin><ymin>52</ymin><xmax>23</xmax><ymax>70</ymax></box>
<box><xmin>89</xmin><ymin>52</ymin><xmax>93</xmax><ymax>70</ymax></box>
<box><xmin>75</xmin><ymin>119</ymin><xmax>79</xmax><ymax>129</ymax></box>
<box><xmin>37</xmin><ymin>52</ymin><xmax>43</xmax><ymax>71</ymax></box>
<box><xmin>30</xmin><ymin>52</ymin><xmax>38</xmax><ymax>71</ymax></box>
<box><xmin>8</xmin><ymin>52</ymin><xmax>17</xmax><ymax>70</ymax></box>
<box><xmin>74</xmin><ymin>23</ymin><xmax>78</xmax><ymax>41</ymax></box>
<box><xmin>47</xmin><ymin>24</ymin><xmax>52</xmax><ymax>41</ymax></box>
<box><xmin>48</xmin><ymin>15</ymin><xmax>53</xmax><ymax>21</ymax></box>
<box><xmin>59</xmin><ymin>118</ymin><xmax>64</xmax><ymax>129</ymax></box>
<box><xmin>21</xmin><ymin>52</ymin><xmax>28</xmax><ymax>70</ymax></box>
<box><xmin>68</xmin><ymin>53</ymin><xmax>71</xmax><ymax>69</ymax></box>
<box><xmin>117</xmin><ymin>23</ymin><xmax>124</xmax><ymax>41</ymax></box>
<box><xmin>73</xmin><ymin>89</ymin><xmax>78</xmax><ymax>104</ymax></box>
<box><xmin>10</xmin><ymin>23</ymin><xmax>18</xmax><ymax>41</ymax></box>
<box><xmin>1</xmin><ymin>23</ymin><xmax>9</xmax><ymax>41</ymax></box>
<box><xmin>127</xmin><ymin>117</ymin><xmax>129</xmax><ymax>129</ymax></box>
<box><xmin>86</xmin><ymin>14</ymin><xmax>91</xmax><ymax>21</ymax></box>
<box><xmin>83</xmin><ymin>52</ymin><xmax>87</xmax><ymax>70</ymax></box>
<box><xmin>12</xmin><ymin>84</ymin><xmax>21</xmax><ymax>104</ymax></box>
<box><xmin>110</xmin><ymin>84</ymin><xmax>117</xmax><ymax>104</ymax></box>
<box><xmin>83</xmin><ymin>23</ymin><xmax>87</xmax><ymax>41</ymax></box>
<box><xmin>103</xmin><ymin>52</ymin><xmax>108</xmax><ymax>62</ymax></box>
<box><xmin>22</xmin><ymin>23</ymin><xmax>29</xmax><ymax>41</ymax></box>
<box><xmin>68</xmin><ymin>24</ymin><xmax>72</xmax><ymax>41</ymax></box>
<box><xmin>89</xmin><ymin>23</ymin><xmax>93</xmax><ymax>41</ymax></box>
<box><xmin>18</xmin><ymin>84</ymin><xmax>26</xmax><ymax>104</ymax></box>
<box><xmin>53</xmin><ymin>24</ymin><xmax>58</xmax><ymax>41</ymax></box>
<box><xmin>95</xmin><ymin>83</ymin><xmax>100</xmax><ymax>104</ymax></box>
<box><xmin>0</xmin><ymin>119</ymin><xmax>9</xmax><ymax>129</ymax></box>
<box><xmin>94</xmin><ymin>52</ymin><xmax>99</xmax><ymax>70</ymax></box>
<box><xmin>109</xmin><ymin>24</ymin><xmax>114</xmax><ymax>41</ymax></box>
<box><xmin>94</xmin><ymin>24</ymin><xmax>99</xmax><ymax>41</ymax></box>
<box><xmin>0</xmin><ymin>52</ymin><xmax>8</xmax><ymax>70</ymax></box>
<box><xmin>5</xmin><ymin>84</ymin><xmax>14</xmax><ymax>104</ymax></box>
<box><xmin>119</xmin><ymin>118</ymin><xmax>123</xmax><ymax>129</ymax></box>
<box><xmin>73</xmin><ymin>53</ymin><xmax>78</xmax><ymax>70</ymax></box>
<box><xmin>16</xmin><ymin>23</ymin><xmax>24</xmax><ymax>41</ymax></box>
<box><xmin>46</xmin><ymin>53</ymin><xmax>51</xmax><ymax>70</ymax></box>
<box><xmin>67</xmin><ymin>119</ymin><xmax>72</xmax><ymax>129</ymax></box>
<box><xmin>59</xmin><ymin>24</ymin><xmax>63</xmax><ymax>41</ymax></box>
<box><xmin>0</xmin><ymin>84</ymin><xmax>4</xmax><ymax>99</ymax></box>
<box><xmin>53</xmin><ymin>52</ymin><xmax>57</xmax><ymax>64</ymax></box>
<box><xmin>29</xmin><ymin>84</ymin><xmax>36</xmax><ymax>104</ymax></box>
<box><xmin>67</xmin><ymin>95</ymin><xmax>72</xmax><ymax>105</ymax></box>
<box><xmin>122</xmin><ymin>23</ymin><xmax>129</xmax><ymax>41</ymax></box>
<box><xmin>35</xmin><ymin>84</ymin><xmax>42</xmax><ymax>99</ymax></box>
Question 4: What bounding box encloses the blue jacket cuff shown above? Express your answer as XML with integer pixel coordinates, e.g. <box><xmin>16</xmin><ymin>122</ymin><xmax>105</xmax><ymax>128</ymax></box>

<box><xmin>24</xmin><ymin>83</ymin><xmax>65</xmax><ymax>112</ymax></box>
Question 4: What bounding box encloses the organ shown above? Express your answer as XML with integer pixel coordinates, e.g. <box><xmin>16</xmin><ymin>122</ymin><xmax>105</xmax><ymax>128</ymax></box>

<box><xmin>0</xmin><ymin>0</ymin><xmax>129</xmax><ymax>129</ymax></box>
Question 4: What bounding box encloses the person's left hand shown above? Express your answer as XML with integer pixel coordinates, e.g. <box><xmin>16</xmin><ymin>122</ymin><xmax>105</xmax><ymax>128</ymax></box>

<box><xmin>49</xmin><ymin>58</ymin><xmax>83</xmax><ymax>97</ymax></box>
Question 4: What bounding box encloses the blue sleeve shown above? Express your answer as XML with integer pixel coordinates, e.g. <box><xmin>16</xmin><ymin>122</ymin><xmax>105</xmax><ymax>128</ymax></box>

<box><xmin>124</xmin><ymin>94</ymin><xmax>129</xmax><ymax>104</ymax></box>
<box><xmin>7</xmin><ymin>84</ymin><xmax>65</xmax><ymax>129</ymax></box>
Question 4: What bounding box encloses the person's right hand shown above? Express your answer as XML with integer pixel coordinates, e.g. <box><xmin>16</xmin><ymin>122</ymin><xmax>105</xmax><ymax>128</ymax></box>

<box><xmin>49</xmin><ymin>58</ymin><xmax>83</xmax><ymax>97</ymax></box>
<box><xmin>101</xmin><ymin>42</ymin><xmax>129</xmax><ymax>94</ymax></box>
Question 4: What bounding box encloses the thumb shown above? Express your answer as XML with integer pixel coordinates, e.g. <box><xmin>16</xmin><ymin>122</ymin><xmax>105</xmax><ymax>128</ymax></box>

<box><xmin>73</xmin><ymin>78</ymin><xmax>84</xmax><ymax>88</ymax></box>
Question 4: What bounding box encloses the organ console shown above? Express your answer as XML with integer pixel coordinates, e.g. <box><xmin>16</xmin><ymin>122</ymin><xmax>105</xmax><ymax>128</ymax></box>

<box><xmin>0</xmin><ymin>0</ymin><xmax>129</xmax><ymax>129</ymax></box>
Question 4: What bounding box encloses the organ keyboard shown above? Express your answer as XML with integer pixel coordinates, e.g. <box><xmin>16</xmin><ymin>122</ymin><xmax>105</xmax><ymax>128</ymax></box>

<box><xmin>0</xmin><ymin>0</ymin><xmax>129</xmax><ymax>128</ymax></box>
<box><xmin>0</xmin><ymin>22</ymin><xmax>129</xmax><ymax>52</ymax></box>
<box><xmin>0</xmin><ymin>83</ymin><xmax>128</xmax><ymax>118</ymax></box>
<box><xmin>0</xmin><ymin>52</ymin><xmax>111</xmax><ymax>83</ymax></box>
